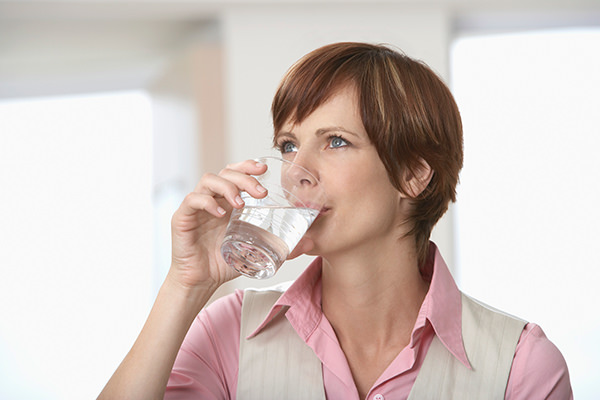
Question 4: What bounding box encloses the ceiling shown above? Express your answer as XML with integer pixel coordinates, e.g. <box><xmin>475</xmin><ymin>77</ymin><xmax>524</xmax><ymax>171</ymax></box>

<box><xmin>0</xmin><ymin>0</ymin><xmax>598</xmax><ymax>98</ymax></box>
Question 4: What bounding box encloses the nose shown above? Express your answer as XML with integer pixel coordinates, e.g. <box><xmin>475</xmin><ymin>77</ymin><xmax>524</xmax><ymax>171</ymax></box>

<box><xmin>287</xmin><ymin>163</ymin><xmax>317</xmax><ymax>187</ymax></box>
<box><xmin>279</xmin><ymin>154</ymin><xmax>325</xmax><ymax>210</ymax></box>
<box><xmin>288</xmin><ymin>152</ymin><xmax>319</xmax><ymax>185</ymax></box>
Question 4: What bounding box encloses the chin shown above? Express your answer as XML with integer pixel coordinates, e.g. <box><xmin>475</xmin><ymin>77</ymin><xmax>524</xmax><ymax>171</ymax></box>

<box><xmin>303</xmin><ymin>237</ymin><xmax>339</xmax><ymax>258</ymax></box>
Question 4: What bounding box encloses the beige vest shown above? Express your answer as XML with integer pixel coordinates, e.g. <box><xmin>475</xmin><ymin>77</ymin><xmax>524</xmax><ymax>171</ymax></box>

<box><xmin>237</xmin><ymin>286</ymin><xmax>526</xmax><ymax>400</ymax></box>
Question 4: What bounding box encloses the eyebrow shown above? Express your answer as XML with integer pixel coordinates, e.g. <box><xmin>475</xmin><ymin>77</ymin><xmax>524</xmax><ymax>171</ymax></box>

<box><xmin>316</xmin><ymin>126</ymin><xmax>361</xmax><ymax>138</ymax></box>
<box><xmin>275</xmin><ymin>126</ymin><xmax>361</xmax><ymax>142</ymax></box>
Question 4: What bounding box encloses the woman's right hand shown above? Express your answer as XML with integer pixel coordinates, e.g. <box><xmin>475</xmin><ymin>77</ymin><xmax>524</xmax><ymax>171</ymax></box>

<box><xmin>167</xmin><ymin>159</ymin><xmax>268</xmax><ymax>294</ymax></box>
<box><xmin>98</xmin><ymin>160</ymin><xmax>268</xmax><ymax>400</ymax></box>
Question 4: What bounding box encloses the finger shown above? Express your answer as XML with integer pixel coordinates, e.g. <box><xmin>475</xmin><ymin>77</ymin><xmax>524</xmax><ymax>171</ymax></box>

<box><xmin>222</xmin><ymin>159</ymin><xmax>268</xmax><ymax>176</ymax></box>
<box><xmin>177</xmin><ymin>192</ymin><xmax>230</xmax><ymax>218</ymax></box>
<box><xmin>195</xmin><ymin>172</ymin><xmax>248</xmax><ymax>210</ymax></box>
<box><xmin>218</xmin><ymin>160</ymin><xmax>269</xmax><ymax>200</ymax></box>
<box><xmin>194</xmin><ymin>160</ymin><xmax>268</xmax><ymax>208</ymax></box>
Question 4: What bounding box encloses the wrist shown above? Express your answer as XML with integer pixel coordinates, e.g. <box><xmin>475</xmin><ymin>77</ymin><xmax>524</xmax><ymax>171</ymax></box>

<box><xmin>162</xmin><ymin>271</ymin><xmax>218</xmax><ymax>313</ymax></box>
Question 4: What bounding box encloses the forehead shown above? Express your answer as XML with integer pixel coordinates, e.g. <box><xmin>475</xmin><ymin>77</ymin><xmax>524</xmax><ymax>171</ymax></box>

<box><xmin>273</xmin><ymin>69</ymin><xmax>358</xmax><ymax>125</ymax></box>
<box><xmin>275</xmin><ymin>94</ymin><xmax>367</xmax><ymax>146</ymax></box>
<box><xmin>278</xmin><ymin>84</ymin><xmax>362</xmax><ymax>131</ymax></box>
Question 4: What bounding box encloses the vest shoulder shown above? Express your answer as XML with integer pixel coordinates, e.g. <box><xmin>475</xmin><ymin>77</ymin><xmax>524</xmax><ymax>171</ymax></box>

<box><xmin>461</xmin><ymin>292</ymin><xmax>527</xmax><ymax>325</ymax></box>
<box><xmin>244</xmin><ymin>280</ymin><xmax>294</xmax><ymax>295</ymax></box>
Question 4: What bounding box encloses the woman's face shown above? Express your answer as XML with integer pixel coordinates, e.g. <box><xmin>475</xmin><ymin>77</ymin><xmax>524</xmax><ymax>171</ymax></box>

<box><xmin>274</xmin><ymin>85</ymin><xmax>409</xmax><ymax>258</ymax></box>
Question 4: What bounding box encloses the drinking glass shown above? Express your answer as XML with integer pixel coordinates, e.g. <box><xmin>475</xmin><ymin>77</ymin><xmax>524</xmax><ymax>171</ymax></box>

<box><xmin>220</xmin><ymin>156</ymin><xmax>326</xmax><ymax>279</ymax></box>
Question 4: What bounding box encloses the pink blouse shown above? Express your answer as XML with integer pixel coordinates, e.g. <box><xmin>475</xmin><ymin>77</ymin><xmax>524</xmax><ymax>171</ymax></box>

<box><xmin>166</xmin><ymin>244</ymin><xmax>572</xmax><ymax>399</ymax></box>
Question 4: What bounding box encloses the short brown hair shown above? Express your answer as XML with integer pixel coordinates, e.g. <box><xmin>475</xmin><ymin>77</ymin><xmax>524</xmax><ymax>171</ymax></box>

<box><xmin>271</xmin><ymin>42</ymin><xmax>463</xmax><ymax>266</ymax></box>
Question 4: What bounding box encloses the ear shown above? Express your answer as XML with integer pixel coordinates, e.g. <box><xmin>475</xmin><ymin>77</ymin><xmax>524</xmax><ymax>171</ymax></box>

<box><xmin>401</xmin><ymin>158</ymin><xmax>434</xmax><ymax>198</ymax></box>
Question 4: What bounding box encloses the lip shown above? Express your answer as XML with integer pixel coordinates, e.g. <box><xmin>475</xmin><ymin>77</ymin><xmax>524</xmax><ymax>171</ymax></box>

<box><xmin>314</xmin><ymin>206</ymin><xmax>330</xmax><ymax>221</ymax></box>
<box><xmin>294</xmin><ymin>201</ymin><xmax>321</xmax><ymax>210</ymax></box>
<box><xmin>293</xmin><ymin>201</ymin><xmax>330</xmax><ymax>218</ymax></box>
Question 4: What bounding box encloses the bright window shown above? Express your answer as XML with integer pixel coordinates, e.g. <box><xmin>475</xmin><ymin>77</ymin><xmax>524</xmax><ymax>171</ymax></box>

<box><xmin>452</xmin><ymin>28</ymin><xmax>600</xmax><ymax>398</ymax></box>
<box><xmin>0</xmin><ymin>91</ymin><xmax>154</xmax><ymax>399</ymax></box>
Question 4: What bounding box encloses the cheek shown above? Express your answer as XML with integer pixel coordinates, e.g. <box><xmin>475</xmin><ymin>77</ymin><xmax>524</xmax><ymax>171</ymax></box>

<box><xmin>329</xmin><ymin>168</ymin><xmax>400</xmax><ymax>216</ymax></box>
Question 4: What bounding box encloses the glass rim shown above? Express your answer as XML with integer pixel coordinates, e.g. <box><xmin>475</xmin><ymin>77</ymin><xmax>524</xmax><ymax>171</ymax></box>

<box><xmin>254</xmin><ymin>156</ymin><xmax>320</xmax><ymax>182</ymax></box>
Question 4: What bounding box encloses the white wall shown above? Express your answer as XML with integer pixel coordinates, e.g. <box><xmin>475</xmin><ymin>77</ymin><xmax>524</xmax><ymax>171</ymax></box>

<box><xmin>451</xmin><ymin>29</ymin><xmax>600</xmax><ymax>398</ymax></box>
<box><xmin>0</xmin><ymin>19</ymin><xmax>201</xmax><ymax>98</ymax></box>
<box><xmin>0</xmin><ymin>92</ymin><xmax>154</xmax><ymax>399</ymax></box>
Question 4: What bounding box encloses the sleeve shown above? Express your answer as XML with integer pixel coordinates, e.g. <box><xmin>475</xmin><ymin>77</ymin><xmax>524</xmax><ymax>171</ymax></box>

<box><xmin>165</xmin><ymin>290</ymin><xmax>244</xmax><ymax>400</ymax></box>
<box><xmin>505</xmin><ymin>323</ymin><xmax>573</xmax><ymax>400</ymax></box>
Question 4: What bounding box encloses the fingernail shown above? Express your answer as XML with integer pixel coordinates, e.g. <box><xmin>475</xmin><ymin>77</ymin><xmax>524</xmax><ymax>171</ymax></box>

<box><xmin>256</xmin><ymin>161</ymin><xmax>265</xmax><ymax>168</ymax></box>
<box><xmin>217</xmin><ymin>207</ymin><xmax>226</xmax><ymax>215</ymax></box>
<box><xmin>235</xmin><ymin>195</ymin><xmax>244</xmax><ymax>206</ymax></box>
<box><xmin>256</xmin><ymin>185</ymin><xmax>267</xmax><ymax>193</ymax></box>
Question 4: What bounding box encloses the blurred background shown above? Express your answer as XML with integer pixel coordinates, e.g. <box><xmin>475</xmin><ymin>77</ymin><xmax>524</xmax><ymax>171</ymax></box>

<box><xmin>0</xmin><ymin>0</ymin><xmax>599</xmax><ymax>398</ymax></box>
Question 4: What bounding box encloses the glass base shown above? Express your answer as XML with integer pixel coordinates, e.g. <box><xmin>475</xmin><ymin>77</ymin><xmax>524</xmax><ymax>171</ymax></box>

<box><xmin>221</xmin><ymin>238</ymin><xmax>281</xmax><ymax>279</ymax></box>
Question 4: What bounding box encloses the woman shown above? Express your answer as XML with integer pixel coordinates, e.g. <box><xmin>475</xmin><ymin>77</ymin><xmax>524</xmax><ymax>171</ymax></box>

<box><xmin>99</xmin><ymin>42</ymin><xmax>572</xmax><ymax>399</ymax></box>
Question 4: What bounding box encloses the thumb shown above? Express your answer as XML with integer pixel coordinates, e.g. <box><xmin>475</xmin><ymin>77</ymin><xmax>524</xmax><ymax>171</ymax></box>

<box><xmin>287</xmin><ymin>237</ymin><xmax>314</xmax><ymax>260</ymax></box>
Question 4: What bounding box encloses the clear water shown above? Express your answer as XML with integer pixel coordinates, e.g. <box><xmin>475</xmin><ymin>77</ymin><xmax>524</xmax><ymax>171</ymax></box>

<box><xmin>221</xmin><ymin>206</ymin><xmax>319</xmax><ymax>279</ymax></box>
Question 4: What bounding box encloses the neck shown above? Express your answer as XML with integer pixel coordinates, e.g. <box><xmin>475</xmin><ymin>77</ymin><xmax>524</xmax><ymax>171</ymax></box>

<box><xmin>320</xmin><ymin>237</ymin><xmax>430</xmax><ymax>348</ymax></box>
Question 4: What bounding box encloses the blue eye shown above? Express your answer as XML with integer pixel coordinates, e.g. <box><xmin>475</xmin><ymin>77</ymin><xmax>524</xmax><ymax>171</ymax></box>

<box><xmin>329</xmin><ymin>136</ymin><xmax>349</xmax><ymax>148</ymax></box>
<box><xmin>280</xmin><ymin>141</ymin><xmax>297</xmax><ymax>154</ymax></box>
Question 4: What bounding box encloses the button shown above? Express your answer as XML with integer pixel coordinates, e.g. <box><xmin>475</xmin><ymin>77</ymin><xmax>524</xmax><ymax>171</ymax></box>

<box><xmin>374</xmin><ymin>394</ymin><xmax>384</xmax><ymax>400</ymax></box>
